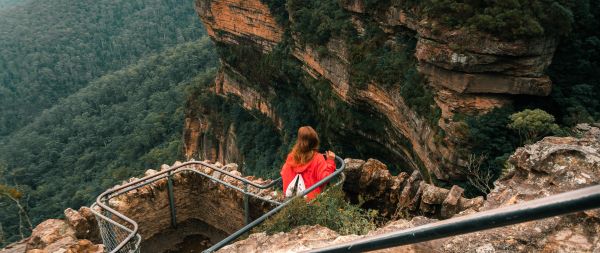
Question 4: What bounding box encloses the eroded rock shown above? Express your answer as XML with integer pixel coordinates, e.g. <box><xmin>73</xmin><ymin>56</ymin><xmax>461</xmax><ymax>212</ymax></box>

<box><xmin>343</xmin><ymin>158</ymin><xmax>480</xmax><ymax>219</ymax></box>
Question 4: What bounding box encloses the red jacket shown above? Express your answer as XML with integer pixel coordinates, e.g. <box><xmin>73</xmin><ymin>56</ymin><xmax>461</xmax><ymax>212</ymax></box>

<box><xmin>280</xmin><ymin>152</ymin><xmax>336</xmax><ymax>200</ymax></box>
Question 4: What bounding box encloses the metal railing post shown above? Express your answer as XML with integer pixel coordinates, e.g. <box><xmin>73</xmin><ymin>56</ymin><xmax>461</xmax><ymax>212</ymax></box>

<box><xmin>167</xmin><ymin>171</ymin><xmax>177</xmax><ymax>228</ymax></box>
<box><xmin>243</xmin><ymin>182</ymin><xmax>250</xmax><ymax>225</ymax></box>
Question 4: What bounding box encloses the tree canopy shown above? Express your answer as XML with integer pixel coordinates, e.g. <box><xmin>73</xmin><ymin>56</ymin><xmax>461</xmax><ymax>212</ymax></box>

<box><xmin>0</xmin><ymin>0</ymin><xmax>216</xmax><ymax>245</ymax></box>
<box><xmin>0</xmin><ymin>0</ymin><xmax>205</xmax><ymax>138</ymax></box>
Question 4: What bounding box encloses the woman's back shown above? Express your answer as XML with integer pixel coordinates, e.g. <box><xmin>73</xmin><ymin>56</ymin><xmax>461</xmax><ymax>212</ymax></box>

<box><xmin>280</xmin><ymin>151</ymin><xmax>335</xmax><ymax>200</ymax></box>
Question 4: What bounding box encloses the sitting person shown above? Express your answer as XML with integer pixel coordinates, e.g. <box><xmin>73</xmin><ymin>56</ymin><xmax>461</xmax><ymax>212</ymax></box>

<box><xmin>280</xmin><ymin>126</ymin><xmax>336</xmax><ymax>200</ymax></box>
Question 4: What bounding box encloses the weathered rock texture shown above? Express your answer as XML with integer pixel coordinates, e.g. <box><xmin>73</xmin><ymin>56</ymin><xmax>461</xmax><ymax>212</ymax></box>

<box><xmin>183</xmin><ymin>69</ymin><xmax>282</xmax><ymax>162</ymax></box>
<box><xmin>195</xmin><ymin>0</ymin><xmax>283</xmax><ymax>51</ymax></box>
<box><xmin>343</xmin><ymin>158</ymin><xmax>482</xmax><ymax>219</ymax></box>
<box><xmin>218</xmin><ymin>126</ymin><xmax>600</xmax><ymax>253</ymax></box>
<box><xmin>0</xmin><ymin>207</ymin><xmax>103</xmax><ymax>253</ymax></box>
<box><xmin>191</xmin><ymin>0</ymin><xmax>561</xmax><ymax>181</ymax></box>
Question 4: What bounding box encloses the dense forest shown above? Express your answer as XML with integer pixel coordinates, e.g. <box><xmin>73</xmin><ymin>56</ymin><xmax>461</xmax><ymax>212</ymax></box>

<box><xmin>0</xmin><ymin>0</ymin><xmax>204</xmax><ymax>138</ymax></box>
<box><xmin>0</xmin><ymin>0</ymin><xmax>217</xmax><ymax>246</ymax></box>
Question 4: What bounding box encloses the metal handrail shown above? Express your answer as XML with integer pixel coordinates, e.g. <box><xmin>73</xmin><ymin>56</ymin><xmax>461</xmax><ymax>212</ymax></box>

<box><xmin>91</xmin><ymin>156</ymin><xmax>345</xmax><ymax>253</ymax></box>
<box><xmin>203</xmin><ymin>156</ymin><xmax>346</xmax><ymax>253</ymax></box>
<box><xmin>307</xmin><ymin>184</ymin><xmax>600</xmax><ymax>253</ymax></box>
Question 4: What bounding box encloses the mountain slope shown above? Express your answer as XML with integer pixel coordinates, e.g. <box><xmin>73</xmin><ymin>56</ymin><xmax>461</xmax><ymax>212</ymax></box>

<box><xmin>0</xmin><ymin>0</ymin><xmax>204</xmax><ymax>138</ymax></box>
<box><xmin>0</xmin><ymin>38</ymin><xmax>217</xmax><ymax>245</ymax></box>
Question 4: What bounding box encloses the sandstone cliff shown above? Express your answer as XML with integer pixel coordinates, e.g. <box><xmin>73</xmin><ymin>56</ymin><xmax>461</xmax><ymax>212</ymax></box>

<box><xmin>189</xmin><ymin>0</ymin><xmax>560</xmax><ymax>181</ymax></box>
<box><xmin>218</xmin><ymin>125</ymin><xmax>600</xmax><ymax>253</ymax></box>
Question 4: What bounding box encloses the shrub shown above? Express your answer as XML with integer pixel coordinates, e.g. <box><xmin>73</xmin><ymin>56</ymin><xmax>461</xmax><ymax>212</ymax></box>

<box><xmin>255</xmin><ymin>186</ymin><xmax>377</xmax><ymax>235</ymax></box>
<box><xmin>508</xmin><ymin>109</ymin><xmax>560</xmax><ymax>144</ymax></box>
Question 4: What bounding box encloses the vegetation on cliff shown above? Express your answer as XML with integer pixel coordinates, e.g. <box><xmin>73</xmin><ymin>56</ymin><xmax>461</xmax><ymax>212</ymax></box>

<box><xmin>423</xmin><ymin>0</ymin><xmax>574</xmax><ymax>39</ymax></box>
<box><xmin>256</xmin><ymin>187</ymin><xmax>377</xmax><ymax>235</ymax></box>
<box><xmin>454</xmin><ymin>0</ymin><xmax>599</xmax><ymax>195</ymax></box>
<box><xmin>191</xmin><ymin>38</ymin><xmax>414</xmax><ymax>178</ymax></box>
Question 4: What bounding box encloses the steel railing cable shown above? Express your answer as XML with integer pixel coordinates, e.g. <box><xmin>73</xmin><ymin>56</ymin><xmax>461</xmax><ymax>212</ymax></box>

<box><xmin>306</xmin><ymin>184</ymin><xmax>600</xmax><ymax>253</ymax></box>
<box><xmin>90</xmin><ymin>156</ymin><xmax>346</xmax><ymax>253</ymax></box>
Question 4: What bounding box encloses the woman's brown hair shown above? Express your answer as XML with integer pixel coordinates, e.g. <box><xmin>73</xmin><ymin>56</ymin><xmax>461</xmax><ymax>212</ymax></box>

<box><xmin>291</xmin><ymin>126</ymin><xmax>320</xmax><ymax>164</ymax></box>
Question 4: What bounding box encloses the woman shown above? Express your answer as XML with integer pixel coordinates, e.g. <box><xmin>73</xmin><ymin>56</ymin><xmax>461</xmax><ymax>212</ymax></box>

<box><xmin>280</xmin><ymin>126</ymin><xmax>336</xmax><ymax>200</ymax></box>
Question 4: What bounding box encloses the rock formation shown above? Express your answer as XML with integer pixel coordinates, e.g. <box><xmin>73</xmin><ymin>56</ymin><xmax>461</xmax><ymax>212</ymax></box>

<box><xmin>195</xmin><ymin>0</ymin><xmax>283</xmax><ymax>51</ymax></box>
<box><xmin>343</xmin><ymin>158</ymin><xmax>482</xmax><ymax>219</ymax></box>
<box><xmin>0</xmin><ymin>207</ymin><xmax>103</xmax><ymax>253</ymax></box>
<box><xmin>189</xmin><ymin>0</ymin><xmax>561</xmax><ymax>181</ymax></box>
<box><xmin>218</xmin><ymin>125</ymin><xmax>600</xmax><ymax>253</ymax></box>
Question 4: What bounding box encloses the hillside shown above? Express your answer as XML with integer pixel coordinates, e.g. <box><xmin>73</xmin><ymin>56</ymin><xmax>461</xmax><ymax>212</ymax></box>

<box><xmin>0</xmin><ymin>0</ymin><xmax>218</xmax><ymax>246</ymax></box>
<box><xmin>0</xmin><ymin>38</ymin><xmax>217</xmax><ymax>245</ymax></box>
<box><xmin>0</xmin><ymin>0</ymin><xmax>205</xmax><ymax>138</ymax></box>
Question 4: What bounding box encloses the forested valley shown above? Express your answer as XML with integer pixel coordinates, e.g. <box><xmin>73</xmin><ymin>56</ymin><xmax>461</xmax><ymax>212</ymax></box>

<box><xmin>0</xmin><ymin>0</ymin><xmax>217</xmax><ymax>245</ymax></box>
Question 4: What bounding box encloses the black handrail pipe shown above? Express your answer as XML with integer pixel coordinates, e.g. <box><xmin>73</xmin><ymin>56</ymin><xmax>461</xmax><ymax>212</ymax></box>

<box><xmin>307</xmin><ymin>184</ymin><xmax>600</xmax><ymax>253</ymax></box>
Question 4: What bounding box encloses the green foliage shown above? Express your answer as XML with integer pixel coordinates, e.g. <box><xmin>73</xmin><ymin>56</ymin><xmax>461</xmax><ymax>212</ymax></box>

<box><xmin>508</xmin><ymin>109</ymin><xmax>560</xmax><ymax>143</ymax></box>
<box><xmin>0</xmin><ymin>39</ymin><xmax>218</xmax><ymax>245</ymax></box>
<box><xmin>256</xmin><ymin>187</ymin><xmax>376</xmax><ymax>235</ymax></box>
<box><xmin>0</xmin><ymin>0</ymin><xmax>205</xmax><ymax>138</ymax></box>
<box><xmin>458</xmin><ymin>107</ymin><xmax>518</xmax><ymax>196</ymax></box>
<box><xmin>287</xmin><ymin>0</ymin><xmax>354</xmax><ymax>45</ymax></box>
<box><xmin>422</xmin><ymin>0</ymin><xmax>574</xmax><ymax>39</ymax></box>
<box><xmin>261</xmin><ymin>0</ymin><xmax>288</xmax><ymax>26</ymax></box>
<box><xmin>351</xmin><ymin>23</ymin><xmax>441</xmax><ymax>126</ymax></box>
<box><xmin>547</xmin><ymin>0</ymin><xmax>600</xmax><ymax>125</ymax></box>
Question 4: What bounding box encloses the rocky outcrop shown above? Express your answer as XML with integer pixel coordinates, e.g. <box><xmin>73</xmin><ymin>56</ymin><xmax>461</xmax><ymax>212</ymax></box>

<box><xmin>343</xmin><ymin>158</ymin><xmax>483</xmax><ymax>219</ymax></box>
<box><xmin>183</xmin><ymin>114</ymin><xmax>242</xmax><ymax>163</ymax></box>
<box><xmin>4</xmin><ymin>155</ymin><xmax>480</xmax><ymax>252</ymax></box>
<box><xmin>195</xmin><ymin>0</ymin><xmax>283</xmax><ymax>51</ymax></box>
<box><xmin>218</xmin><ymin>126</ymin><xmax>600</xmax><ymax>253</ymax></box>
<box><xmin>1</xmin><ymin>207</ymin><xmax>103</xmax><ymax>253</ymax></box>
<box><xmin>183</xmin><ymin>68</ymin><xmax>282</xmax><ymax>162</ymax></box>
<box><xmin>292</xmin><ymin>38</ymin><xmax>351</xmax><ymax>100</ymax></box>
<box><xmin>341</xmin><ymin>1</ymin><xmax>557</xmax><ymax>95</ymax></box>
<box><xmin>213</xmin><ymin>69</ymin><xmax>282</xmax><ymax>129</ymax></box>
<box><xmin>415</xmin><ymin>28</ymin><xmax>555</xmax><ymax>95</ymax></box>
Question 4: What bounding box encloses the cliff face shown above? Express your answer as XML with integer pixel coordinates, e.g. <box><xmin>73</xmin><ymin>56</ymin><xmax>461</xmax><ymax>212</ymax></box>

<box><xmin>195</xmin><ymin>0</ymin><xmax>283</xmax><ymax>51</ymax></box>
<box><xmin>189</xmin><ymin>0</ymin><xmax>559</xmax><ymax>181</ymax></box>
<box><xmin>218</xmin><ymin>125</ymin><xmax>600</xmax><ymax>253</ymax></box>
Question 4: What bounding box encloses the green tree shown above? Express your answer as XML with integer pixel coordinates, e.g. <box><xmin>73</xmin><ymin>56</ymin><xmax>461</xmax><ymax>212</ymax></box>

<box><xmin>508</xmin><ymin>109</ymin><xmax>560</xmax><ymax>144</ymax></box>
